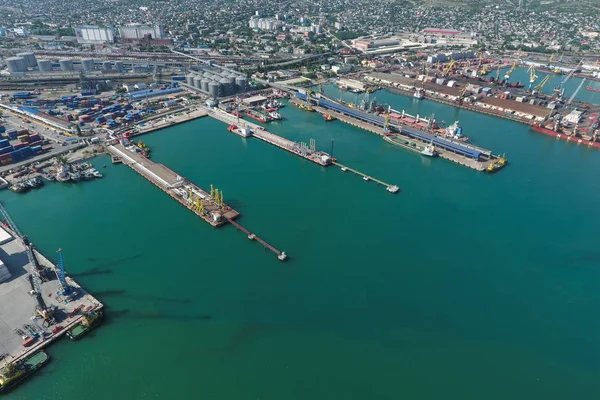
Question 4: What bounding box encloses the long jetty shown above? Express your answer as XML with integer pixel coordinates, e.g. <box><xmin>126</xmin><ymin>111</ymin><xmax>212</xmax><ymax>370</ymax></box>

<box><xmin>205</xmin><ymin>107</ymin><xmax>400</xmax><ymax>193</ymax></box>
<box><xmin>106</xmin><ymin>143</ymin><xmax>286</xmax><ymax>260</ymax></box>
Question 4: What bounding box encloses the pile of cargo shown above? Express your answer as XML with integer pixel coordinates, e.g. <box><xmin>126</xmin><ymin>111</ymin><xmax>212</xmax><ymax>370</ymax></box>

<box><xmin>0</xmin><ymin>129</ymin><xmax>48</xmax><ymax>166</ymax></box>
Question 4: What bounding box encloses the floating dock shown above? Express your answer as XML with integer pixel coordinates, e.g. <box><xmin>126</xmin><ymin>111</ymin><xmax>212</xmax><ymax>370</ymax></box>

<box><xmin>106</xmin><ymin>143</ymin><xmax>286</xmax><ymax>260</ymax></box>
<box><xmin>333</xmin><ymin>162</ymin><xmax>399</xmax><ymax>193</ymax></box>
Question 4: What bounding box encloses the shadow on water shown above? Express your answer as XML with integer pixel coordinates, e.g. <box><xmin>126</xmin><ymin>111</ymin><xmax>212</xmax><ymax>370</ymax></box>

<box><xmin>104</xmin><ymin>308</ymin><xmax>211</xmax><ymax>323</ymax></box>
<box><xmin>94</xmin><ymin>289</ymin><xmax>192</xmax><ymax>304</ymax></box>
<box><xmin>567</xmin><ymin>251</ymin><xmax>600</xmax><ymax>264</ymax></box>
<box><xmin>70</xmin><ymin>254</ymin><xmax>144</xmax><ymax>278</ymax></box>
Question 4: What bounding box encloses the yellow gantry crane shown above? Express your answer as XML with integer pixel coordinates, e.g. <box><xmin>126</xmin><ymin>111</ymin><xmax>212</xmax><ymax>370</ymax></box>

<box><xmin>534</xmin><ymin>75</ymin><xmax>551</xmax><ymax>93</ymax></box>
<box><xmin>504</xmin><ymin>61</ymin><xmax>517</xmax><ymax>80</ymax></box>
<box><xmin>527</xmin><ymin>65</ymin><xmax>538</xmax><ymax>88</ymax></box>
<box><xmin>443</xmin><ymin>59</ymin><xmax>456</xmax><ymax>76</ymax></box>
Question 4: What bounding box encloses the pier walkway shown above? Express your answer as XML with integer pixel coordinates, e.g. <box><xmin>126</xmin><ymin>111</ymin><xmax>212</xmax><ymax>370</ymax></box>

<box><xmin>106</xmin><ymin>143</ymin><xmax>287</xmax><ymax>260</ymax></box>
<box><xmin>206</xmin><ymin>106</ymin><xmax>400</xmax><ymax>194</ymax></box>
<box><xmin>205</xmin><ymin>107</ymin><xmax>331</xmax><ymax>166</ymax></box>
<box><xmin>227</xmin><ymin>218</ymin><xmax>287</xmax><ymax>261</ymax></box>
<box><xmin>333</xmin><ymin>161</ymin><xmax>399</xmax><ymax>193</ymax></box>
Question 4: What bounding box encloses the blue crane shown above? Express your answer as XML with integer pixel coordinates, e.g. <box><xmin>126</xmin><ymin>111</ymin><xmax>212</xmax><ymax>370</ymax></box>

<box><xmin>56</xmin><ymin>248</ymin><xmax>71</xmax><ymax>297</ymax></box>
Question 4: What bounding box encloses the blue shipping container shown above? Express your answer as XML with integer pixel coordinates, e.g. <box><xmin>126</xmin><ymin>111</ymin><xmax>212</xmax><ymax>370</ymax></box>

<box><xmin>0</xmin><ymin>126</ymin><xmax>5</xmax><ymax>133</ymax></box>
<box><xmin>0</xmin><ymin>139</ymin><xmax>9</xmax><ymax>148</ymax></box>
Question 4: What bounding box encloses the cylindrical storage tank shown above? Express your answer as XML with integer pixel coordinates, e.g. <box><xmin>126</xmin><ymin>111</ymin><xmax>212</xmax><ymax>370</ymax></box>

<box><xmin>219</xmin><ymin>70</ymin><xmax>230</xmax><ymax>78</ymax></box>
<box><xmin>6</xmin><ymin>57</ymin><xmax>25</xmax><ymax>73</ymax></box>
<box><xmin>203</xmin><ymin>72</ymin><xmax>213</xmax><ymax>79</ymax></box>
<box><xmin>81</xmin><ymin>58</ymin><xmax>95</xmax><ymax>71</ymax></box>
<box><xmin>227</xmin><ymin>73</ymin><xmax>238</xmax><ymax>94</ymax></box>
<box><xmin>193</xmin><ymin>76</ymin><xmax>202</xmax><ymax>89</ymax></box>
<box><xmin>102</xmin><ymin>61</ymin><xmax>112</xmax><ymax>70</ymax></box>
<box><xmin>219</xmin><ymin>77</ymin><xmax>230</xmax><ymax>96</ymax></box>
<box><xmin>235</xmin><ymin>76</ymin><xmax>248</xmax><ymax>92</ymax></box>
<box><xmin>59</xmin><ymin>59</ymin><xmax>74</xmax><ymax>71</ymax></box>
<box><xmin>37</xmin><ymin>59</ymin><xmax>53</xmax><ymax>72</ymax></box>
<box><xmin>16</xmin><ymin>52</ymin><xmax>36</xmax><ymax>67</ymax></box>
<box><xmin>114</xmin><ymin>61</ymin><xmax>124</xmax><ymax>71</ymax></box>
<box><xmin>208</xmin><ymin>81</ymin><xmax>219</xmax><ymax>98</ymax></box>
<box><xmin>200</xmin><ymin>79</ymin><xmax>210</xmax><ymax>92</ymax></box>
<box><xmin>186</xmin><ymin>73</ymin><xmax>195</xmax><ymax>86</ymax></box>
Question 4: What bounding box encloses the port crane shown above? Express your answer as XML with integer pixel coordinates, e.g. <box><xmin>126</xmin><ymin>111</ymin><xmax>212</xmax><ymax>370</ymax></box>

<box><xmin>534</xmin><ymin>75</ymin><xmax>551</xmax><ymax>93</ymax></box>
<box><xmin>442</xmin><ymin>59</ymin><xmax>456</xmax><ymax>76</ymax></box>
<box><xmin>527</xmin><ymin>65</ymin><xmax>538</xmax><ymax>89</ymax></box>
<box><xmin>504</xmin><ymin>61</ymin><xmax>517</xmax><ymax>81</ymax></box>
<box><xmin>0</xmin><ymin>202</ymin><xmax>55</xmax><ymax>322</ymax></box>
<box><xmin>56</xmin><ymin>248</ymin><xmax>75</xmax><ymax>298</ymax></box>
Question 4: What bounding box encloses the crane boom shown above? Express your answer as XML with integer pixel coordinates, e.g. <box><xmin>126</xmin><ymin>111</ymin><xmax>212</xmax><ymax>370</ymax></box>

<box><xmin>0</xmin><ymin>202</ymin><xmax>53</xmax><ymax>320</ymax></box>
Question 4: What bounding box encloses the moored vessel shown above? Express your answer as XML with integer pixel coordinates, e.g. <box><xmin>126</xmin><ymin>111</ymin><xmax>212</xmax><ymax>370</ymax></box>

<box><xmin>485</xmin><ymin>154</ymin><xmax>507</xmax><ymax>173</ymax></box>
<box><xmin>67</xmin><ymin>309</ymin><xmax>103</xmax><ymax>340</ymax></box>
<box><xmin>0</xmin><ymin>351</ymin><xmax>49</xmax><ymax>393</ymax></box>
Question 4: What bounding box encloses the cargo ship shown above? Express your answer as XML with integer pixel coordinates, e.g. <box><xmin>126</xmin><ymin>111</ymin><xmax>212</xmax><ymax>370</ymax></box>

<box><xmin>383</xmin><ymin>135</ymin><xmax>437</xmax><ymax>157</ymax></box>
<box><xmin>0</xmin><ymin>351</ymin><xmax>49</xmax><ymax>393</ymax></box>
<box><xmin>67</xmin><ymin>309</ymin><xmax>103</xmax><ymax>340</ymax></box>
<box><xmin>530</xmin><ymin>123</ymin><xmax>600</xmax><ymax>149</ymax></box>
<box><xmin>244</xmin><ymin>110</ymin><xmax>270</xmax><ymax>123</ymax></box>
<box><xmin>586</xmin><ymin>86</ymin><xmax>600</xmax><ymax>93</ymax></box>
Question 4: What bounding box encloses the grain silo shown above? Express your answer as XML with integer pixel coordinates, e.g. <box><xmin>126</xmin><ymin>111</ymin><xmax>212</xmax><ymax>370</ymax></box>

<box><xmin>200</xmin><ymin>79</ymin><xmax>210</xmax><ymax>92</ymax></box>
<box><xmin>186</xmin><ymin>73</ymin><xmax>195</xmax><ymax>86</ymax></box>
<box><xmin>16</xmin><ymin>52</ymin><xmax>36</xmax><ymax>68</ymax></box>
<box><xmin>59</xmin><ymin>59</ymin><xmax>74</xmax><ymax>71</ymax></box>
<box><xmin>208</xmin><ymin>81</ymin><xmax>219</xmax><ymax>98</ymax></box>
<box><xmin>219</xmin><ymin>77</ymin><xmax>230</xmax><ymax>96</ymax></box>
<box><xmin>235</xmin><ymin>76</ymin><xmax>248</xmax><ymax>92</ymax></box>
<box><xmin>114</xmin><ymin>61</ymin><xmax>124</xmax><ymax>71</ymax></box>
<box><xmin>37</xmin><ymin>59</ymin><xmax>53</xmax><ymax>72</ymax></box>
<box><xmin>81</xmin><ymin>58</ymin><xmax>95</xmax><ymax>72</ymax></box>
<box><xmin>193</xmin><ymin>76</ymin><xmax>202</xmax><ymax>89</ymax></box>
<box><xmin>6</xmin><ymin>57</ymin><xmax>26</xmax><ymax>73</ymax></box>
<box><xmin>102</xmin><ymin>61</ymin><xmax>112</xmax><ymax>70</ymax></box>
<box><xmin>227</xmin><ymin>73</ymin><xmax>238</xmax><ymax>94</ymax></box>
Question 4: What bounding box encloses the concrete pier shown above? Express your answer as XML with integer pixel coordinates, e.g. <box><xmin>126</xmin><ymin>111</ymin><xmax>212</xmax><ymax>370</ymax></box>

<box><xmin>0</xmin><ymin>225</ymin><xmax>103</xmax><ymax>365</ymax></box>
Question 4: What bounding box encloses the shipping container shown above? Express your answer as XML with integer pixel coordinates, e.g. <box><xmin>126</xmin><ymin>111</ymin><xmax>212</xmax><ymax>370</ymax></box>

<box><xmin>0</xmin><ymin>151</ymin><xmax>12</xmax><ymax>158</ymax></box>
<box><xmin>0</xmin><ymin>126</ymin><xmax>5</xmax><ymax>134</ymax></box>
<box><xmin>0</xmin><ymin>139</ymin><xmax>9</xmax><ymax>148</ymax></box>
<box><xmin>13</xmin><ymin>143</ymin><xmax>25</xmax><ymax>149</ymax></box>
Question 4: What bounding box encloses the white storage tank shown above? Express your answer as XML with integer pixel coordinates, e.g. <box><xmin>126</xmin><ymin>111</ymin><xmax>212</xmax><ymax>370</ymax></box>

<box><xmin>16</xmin><ymin>52</ymin><xmax>36</xmax><ymax>67</ymax></box>
<box><xmin>6</xmin><ymin>57</ymin><xmax>26</xmax><ymax>73</ymax></box>
<box><xmin>193</xmin><ymin>76</ymin><xmax>203</xmax><ymax>89</ymax></box>
<box><xmin>219</xmin><ymin>77</ymin><xmax>230</xmax><ymax>96</ymax></box>
<box><xmin>208</xmin><ymin>81</ymin><xmax>219</xmax><ymax>98</ymax></box>
<box><xmin>81</xmin><ymin>58</ymin><xmax>95</xmax><ymax>71</ymax></box>
<box><xmin>59</xmin><ymin>59</ymin><xmax>74</xmax><ymax>71</ymax></box>
<box><xmin>186</xmin><ymin>73</ymin><xmax>195</xmax><ymax>86</ymax></box>
<box><xmin>235</xmin><ymin>76</ymin><xmax>248</xmax><ymax>92</ymax></box>
<box><xmin>200</xmin><ymin>79</ymin><xmax>210</xmax><ymax>92</ymax></box>
<box><xmin>37</xmin><ymin>59</ymin><xmax>53</xmax><ymax>72</ymax></box>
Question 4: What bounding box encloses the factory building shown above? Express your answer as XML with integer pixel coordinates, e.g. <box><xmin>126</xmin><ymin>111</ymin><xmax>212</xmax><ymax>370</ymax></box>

<box><xmin>75</xmin><ymin>25</ymin><xmax>115</xmax><ymax>44</ymax></box>
<box><xmin>118</xmin><ymin>23</ymin><xmax>165</xmax><ymax>39</ymax></box>
<box><xmin>427</xmin><ymin>51</ymin><xmax>476</xmax><ymax>64</ymax></box>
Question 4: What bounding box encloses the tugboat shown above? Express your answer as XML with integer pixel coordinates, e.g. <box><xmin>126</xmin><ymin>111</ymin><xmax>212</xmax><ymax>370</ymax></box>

<box><xmin>67</xmin><ymin>309</ymin><xmax>103</xmax><ymax>341</ymax></box>
<box><xmin>485</xmin><ymin>154</ymin><xmax>508</xmax><ymax>173</ymax></box>
<box><xmin>0</xmin><ymin>351</ymin><xmax>49</xmax><ymax>393</ymax></box>
<box><xmin>269</xmin><ymin>111</ymin><xmax>282</xmax><ymax>120</ymax></box>
<box><xmin>413</xmin><ymin>88</ymin><xmax>424</xmax><ymax>99</ymax></box>
<box><xmin>322</xmin><ymin>113</ymin><xmax>336</xmax><ymax>121</ymax></box>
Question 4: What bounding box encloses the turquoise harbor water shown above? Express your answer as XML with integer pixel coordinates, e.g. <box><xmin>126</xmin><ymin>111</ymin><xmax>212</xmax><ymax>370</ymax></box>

<box><xmin>4</xmin><ymin>88</ymin><xmax>600</xmax><ymax>399</ymax></box>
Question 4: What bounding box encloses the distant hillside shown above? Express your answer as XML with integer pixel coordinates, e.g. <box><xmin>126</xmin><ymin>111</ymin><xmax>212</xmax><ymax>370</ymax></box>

<box><xmin>408</xmin><ymin>0</ymin><xmax>600</xmax><ymax>12</ymax></box>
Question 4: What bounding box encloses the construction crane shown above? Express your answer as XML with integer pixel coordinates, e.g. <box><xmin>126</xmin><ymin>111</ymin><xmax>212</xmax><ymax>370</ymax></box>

<box><xmin>0</xmin><ymin>202</ymin><xmax>54</xmax><ymax>322</ymax></box>
<box><xmin>383</xmin><ymin>113</ymin><xmax>390</xmax><ymax>135</ymax></box>
<box><xmin>504</xmin><ymin>61</ymin><xmax>517</xmax><ymax>81</ymax></box>
<box><xmin>560</xmin><ymin>60</ymin><xmax>583</xmax><ymax>87</ymax></box>
<box><xmin>567</xmin><ymin>78</ymin><xmax>586</xmax><ymax>105</ymax></box>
